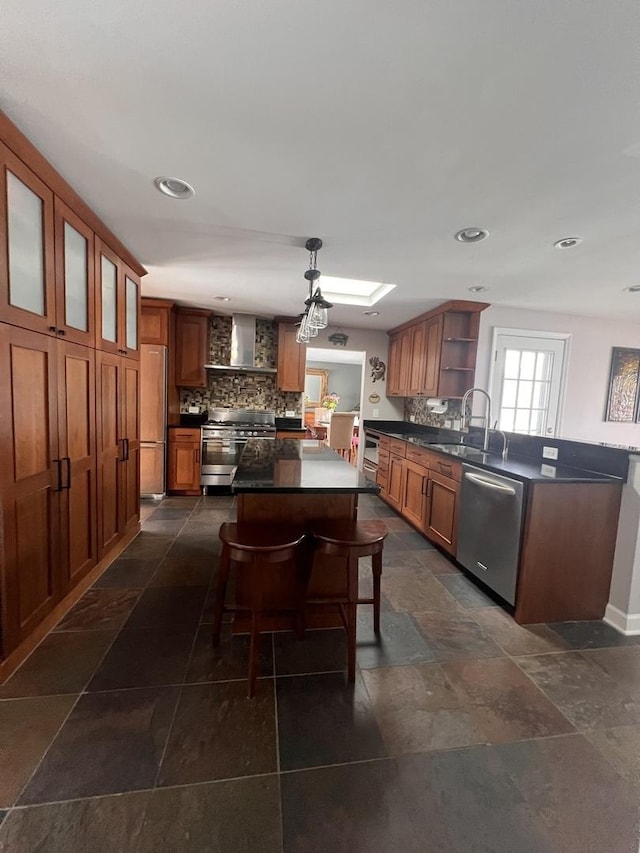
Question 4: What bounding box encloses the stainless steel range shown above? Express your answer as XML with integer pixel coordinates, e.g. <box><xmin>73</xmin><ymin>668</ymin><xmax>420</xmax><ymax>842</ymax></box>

<box><xmin>200</xmin><ymin>408</ymin><xmax>276</xmax><ymax>487</ymax></box>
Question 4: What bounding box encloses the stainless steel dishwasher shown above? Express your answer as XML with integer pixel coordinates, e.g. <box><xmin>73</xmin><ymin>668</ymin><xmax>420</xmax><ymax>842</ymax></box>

<box><xmin>457</xmin><ymin>464</ymin><xmax>525</xmax><ymax>605</ymax></box>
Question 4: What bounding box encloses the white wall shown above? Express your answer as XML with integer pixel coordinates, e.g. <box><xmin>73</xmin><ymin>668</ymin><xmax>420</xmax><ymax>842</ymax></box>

<box><xmin>311</xmin><ymin>326</ymin><xmax>404</xmax><ymax>422</ymax></box>
<box><xmin>306</xmin><ymin>360</ymin><xmax>363</xmax><ymax>412</ymax></box>
<box><xmin>475</xmin><ymin>305</ymin><xmax>640</xmax><ymax>445</ymax></box>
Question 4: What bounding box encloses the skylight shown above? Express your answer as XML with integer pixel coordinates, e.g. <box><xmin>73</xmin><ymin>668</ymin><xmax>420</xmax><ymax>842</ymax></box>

<box><xmin>319</xmin><ymin>276</ymin><xmax>396</xmax><ymax>307</ymax></box>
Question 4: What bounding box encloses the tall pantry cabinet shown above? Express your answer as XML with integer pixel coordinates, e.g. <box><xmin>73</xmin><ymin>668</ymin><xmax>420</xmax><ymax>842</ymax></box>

<box><xmin>0</xmin><ymin>114</ymin><xmax>144</xmax><ymax>666</ymax></box>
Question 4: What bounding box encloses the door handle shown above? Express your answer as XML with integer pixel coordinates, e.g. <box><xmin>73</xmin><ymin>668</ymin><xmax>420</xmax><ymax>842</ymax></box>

<box><xmin>118</xmin><ymin>438</ymin><xmax>125</xmax><ymax>462</ymax></box>
<box><xmin>62</xmin><ymin>457</ymin><xmax>71</xmax><ymax>489</ymax></box>
<box><xmin>52</xmin><ymin>459</ymin><xmax>63</xmax><ymax>492</ymax></box>
<box><xmin>195</xmin><ymin>448</ymin><xmax>200</xmax><ymax>463</ymax></box>
<box><xmin>124</xmin><ymin>438</ymin><xmax>130</xmax><ymax>461</ymax></box>
<box><xmin>464</xmin><ymin>471</ymin><xmax>516</xmax><ymax>495</ymax></box>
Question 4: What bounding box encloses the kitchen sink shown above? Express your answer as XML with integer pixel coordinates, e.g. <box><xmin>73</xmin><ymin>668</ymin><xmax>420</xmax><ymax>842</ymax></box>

<box><xmin>427</xmin><ymin>443</ymin><xmax>494</xmax><ymax>460</ymax></box>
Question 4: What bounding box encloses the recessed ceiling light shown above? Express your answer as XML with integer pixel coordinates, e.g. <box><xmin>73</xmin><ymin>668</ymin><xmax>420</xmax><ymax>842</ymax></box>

<box><xmin>468</xmin><ymin>285</ymin><xmax>489</xmax><ymax>293</ymax></box>
<box><xmin>554</xmin><ymin>237</ymin><xmax>582</xmax><ymax>249</ymax></box>
<box><xmin>455</xmin><ymin>228</ymin><xmax>489</xmax><ymax>243</ymax></box>
<box><xmin>214</xmin><ymin>296</ymin><xmax>231</xmax><ymax>302</ymax></box>
<box><xmin>363</xmin><ymin>310</ymin><xmax>380</xmax><ymax>316</ymax></box>
<box><xmin>623</xmin><ymin>285</ymin><xmax>640</xmax><ymax>293</ymax></box>
<box><xmin>154</xmin><ymin>176</ymin><xmax>195</xmax><ymax>200</ymax></box>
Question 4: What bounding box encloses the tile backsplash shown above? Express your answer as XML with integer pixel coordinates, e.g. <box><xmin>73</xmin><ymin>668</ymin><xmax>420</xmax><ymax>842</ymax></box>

<box><xmin>180</xmin><ymin>316</ymin><xmax>302</xmax><ymax>415</ymax></box>
<box><xmin>404</xmin><ymin>397</ymin><xmax>464</xmax><ymax>427</ymax></box>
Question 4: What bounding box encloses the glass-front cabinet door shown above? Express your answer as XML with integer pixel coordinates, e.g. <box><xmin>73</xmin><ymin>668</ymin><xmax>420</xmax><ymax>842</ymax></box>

<box><xmin>122</xmin><ymin>266</ymin><xmax>139</xmax><ymax>357</ymax></box>
<box><xmin>0</xmin><ymin>142</ymin><xmax>56</xmax><ymax>334</ymax></box>
<box><xmin>95</xmin><ymin>238</ymin><xmax>121</xmax><ymax>354</ymax></box>
<box><xmin>54</xmin><ymin>199</ymin><xmax>94</xmax><ymax>345</ymax></box>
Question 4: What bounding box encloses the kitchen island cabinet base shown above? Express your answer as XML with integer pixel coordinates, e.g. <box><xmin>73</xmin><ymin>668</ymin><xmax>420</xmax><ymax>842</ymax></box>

<box><xmin>232</xmin><ymin>492</ymin><xmax>357</xmax><ymax>633</ymax></box>
<box><xmin>515</xmin><ymin>481</ymin><xmax>622</xmax><ymax>624</ymax></box>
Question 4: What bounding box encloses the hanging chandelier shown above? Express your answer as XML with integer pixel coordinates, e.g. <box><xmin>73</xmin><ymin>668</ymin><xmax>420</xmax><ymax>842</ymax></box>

<box><xmin>295</xmin><ymin>237</ymin><xmax>333</xmax><ymax>344</ymax></box>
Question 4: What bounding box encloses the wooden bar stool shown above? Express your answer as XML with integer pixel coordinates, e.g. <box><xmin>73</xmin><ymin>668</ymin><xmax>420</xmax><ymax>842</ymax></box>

<box><xmin>212</xmin><ymin>523</ymin><xmax>309</xmax><ymax>697</ymax></box>
<box><xmin>309</xmin><ymin>520</ymin><xmax>387</xmax><ymax>682</ymax></box>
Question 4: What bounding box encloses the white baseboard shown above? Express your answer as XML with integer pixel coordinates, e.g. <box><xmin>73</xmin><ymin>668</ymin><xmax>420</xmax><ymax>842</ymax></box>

<box><xmin>604</xmin><ymin>603</ymin><xmax>640</xmax><ymax>636</ymax></box>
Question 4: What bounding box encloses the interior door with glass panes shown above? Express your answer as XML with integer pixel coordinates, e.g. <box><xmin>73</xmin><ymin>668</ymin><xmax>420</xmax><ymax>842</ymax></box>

<box><xmin>490</xmin><ymin>333</ymin><xmax>567</xmax><ymax>436</ymax></box>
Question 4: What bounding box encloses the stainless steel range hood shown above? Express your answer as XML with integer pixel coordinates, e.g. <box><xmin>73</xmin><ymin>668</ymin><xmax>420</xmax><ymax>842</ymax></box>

<box><xmin>204</xmin><ymin>314</ymin><xmax>277</xmax><ymax>374</ymax></box>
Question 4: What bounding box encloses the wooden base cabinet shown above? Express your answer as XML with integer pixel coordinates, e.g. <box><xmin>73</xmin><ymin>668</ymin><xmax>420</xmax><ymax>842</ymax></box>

<box><xmin>167</xmin><ymin>428</ymin><xmax>201</xmax><ymax>495</ymax></box>
<box><xmin>424</xmin><ymin>471</ymin><xmax>459</xmax><ymax>555</ymax></box>
<box><xmin>96</xmin><ymin>352</ymin><xmax>140</xmax><ymax>558</ymax></box>
<box><xmin>401</xmin><ymin>459</ymin><xmax>429</xmax><ymax>529</ymax></box>
<box><xmin>0</xmin><ymin>325</ymin><xmax>101</xmax><ymax>655</ymax></box>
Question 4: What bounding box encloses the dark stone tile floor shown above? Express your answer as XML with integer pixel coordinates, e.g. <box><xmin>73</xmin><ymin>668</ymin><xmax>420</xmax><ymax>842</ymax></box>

<box><xmin>1</xmin><ymin>493</ymin><xmax>639</xmax><ymax>851</ymax></box>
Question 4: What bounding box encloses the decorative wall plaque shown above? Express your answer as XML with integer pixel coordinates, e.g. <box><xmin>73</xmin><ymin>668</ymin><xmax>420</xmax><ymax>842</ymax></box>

<box><xmin>605</xmin><ymin>347</ymin><xmax>640</xmax><ymax>422</ymax></box>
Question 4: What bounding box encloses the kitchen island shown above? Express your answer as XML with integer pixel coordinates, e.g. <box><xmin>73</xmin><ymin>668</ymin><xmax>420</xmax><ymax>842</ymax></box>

<box><xmin>230</xmin><ymin>438</ymin><xmax>378</xmax><ymax>632</ymax></box>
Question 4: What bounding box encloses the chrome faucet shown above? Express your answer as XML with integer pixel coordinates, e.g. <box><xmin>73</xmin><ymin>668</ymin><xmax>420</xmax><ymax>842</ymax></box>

<box><xmin>461</xmin><ymin>387</ymin><xmax>492</xmax><ymax>451</ymax></box>
<box><xmin>492</xmin><ymin>427</ymin><xmax>509</xmax><ymax>460</ymax></box>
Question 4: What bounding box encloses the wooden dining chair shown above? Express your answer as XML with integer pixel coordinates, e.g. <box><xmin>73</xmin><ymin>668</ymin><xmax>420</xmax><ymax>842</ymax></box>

<box><xmin>326</xmin><ymin>413</ymin><xmax>356</xmax><ymax>460</ymax></box>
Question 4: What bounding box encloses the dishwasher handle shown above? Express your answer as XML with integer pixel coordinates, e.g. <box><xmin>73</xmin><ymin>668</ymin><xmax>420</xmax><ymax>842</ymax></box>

<box><xmin>464</xmin><ymin>471</ymin><xmax>517</xmax><ymax>495</ymax></box>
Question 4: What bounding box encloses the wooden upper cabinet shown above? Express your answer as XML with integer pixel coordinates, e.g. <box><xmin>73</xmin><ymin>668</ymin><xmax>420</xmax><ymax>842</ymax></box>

<box><xmin>54</xmin><ymin>199</ymin><xmax>95</xmax><ymax>346</ymax></box>
<box><xmin>141</xmin><ymin>298</ymin><xmax>174</xmax><ymax>345</ymax></box>
<box><xmin>0</xmin><ymin>142</ymin><xmax>56</xmax><ymax>336</ymax></box>
<box><xmin>277</xmin><ymin>323</ymin><xmax>306</xmax><ymax>392</ymax></box>
<box><xmin>386</xmin><ymin>301</ymin><xmax>487</xmax><ymax>399</ymax></box>
<box><xmin>422</xmin><ymin>315</ymin><xmax>443</xmax><ymax>397</ymax></box>
<box><xmin>407</xmin><ymin>322</ymin><xmax>427</xmax><ymax>396</ymax></box>
<box><xmin>95</xmin><ymin>238</ymin><xmax>122</xmax><ymax>354</ymax></box>
<box><xmin>387</xmin><ymin>328</ymin><xmax>412</xmax><ymax>396</ymax></box>
<box><xmin>122</xmin><ymin>264</ymin><xmax>140</xmax><ymax>358</ymax></box>
<box><xmin>386</xmin><ymin>333</ymin><xmax>402</xmax><ymax>396</ymax></box>
<box><xmin>175</xmin><ymin>308</ymin><xmax>211</xmax><ymax>387</ymax></box>
<box><xmin>95</xmin><ymin>239</ymin><xmax>140</xmax><ymax>357</ymax></box>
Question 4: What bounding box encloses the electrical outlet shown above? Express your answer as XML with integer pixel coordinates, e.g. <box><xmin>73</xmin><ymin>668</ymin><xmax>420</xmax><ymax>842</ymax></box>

<box><xmin>540</xmin><ymin>463</ymin><xmax>557</xmax><ymax>477</ymax></box>
<box><xmin>372</xmin><ymin>408</ymin><xmax>379</xmax><ymax>417</ymax></box>
<box><xmin>542</xmin><ymin>446</ymin><xmax>559</xmax><ymax>460</ymax></box>
<box><xmin>444</xmin><ymin>419</ymin><xmax>452</xmax><ymax>429</ymax></box>
<box><xmin>409</xmin><ymin>414</ymin><xmax>416</xmax><ymax>422</ymax></box>
<box><xmin>285</xmin><ymin>410</ymin><xmax>295</xmax><ymax>418</ymax></box>
<box><xmin>453</xmin><ymin>419</ymin><xmax>461</xmax><ymax>431</ymax></box>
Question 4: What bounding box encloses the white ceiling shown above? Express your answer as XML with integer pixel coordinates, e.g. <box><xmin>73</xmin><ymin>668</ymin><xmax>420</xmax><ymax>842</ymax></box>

<box><xmin>3</xmin><ymin>0</ymin><xmax>640</xmax><ymax>329</ymax></box>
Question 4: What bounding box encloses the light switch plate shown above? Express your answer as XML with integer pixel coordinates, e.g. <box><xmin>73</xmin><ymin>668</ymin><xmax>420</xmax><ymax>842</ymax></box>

<box><xmin>373</xmin><ymin>408</ymin><xmax>379</xmax><ymax>417</ymax></box>
<box><xmin>285</xmin><ymin>410</ymin><xmax>295</xmax><ymax>417</ymax></box>
<box><xmin>187</xmin><ymin>406</ymin><xmax>200</xmax><ymax>414</ymax></box>
<box><xmin>409</xmin><ymin>415</ymin><xmax>416</xmax><ymax>422</ymax></box>
<box><xmin>444</xmin><ymin>419</ymin><xmax>452</xmax><ymax>428</ymax></box>
<box><xmin>542</xmin><ymin>446</ymin><xmax>559</xmax><ymax>460</ymax></box>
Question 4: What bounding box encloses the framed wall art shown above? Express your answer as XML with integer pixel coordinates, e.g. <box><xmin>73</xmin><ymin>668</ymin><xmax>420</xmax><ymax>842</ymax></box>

<box><xmin>605</xmin><ymin>347</ymin><xmax>640</xmax><ymax>422</ymax></box>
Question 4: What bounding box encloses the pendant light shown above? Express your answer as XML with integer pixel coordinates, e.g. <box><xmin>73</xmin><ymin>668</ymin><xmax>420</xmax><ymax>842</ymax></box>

<box><xmin>296</xmin><ymin>237</ymin><xmax>333</xmax><ymax>343</ymax></box>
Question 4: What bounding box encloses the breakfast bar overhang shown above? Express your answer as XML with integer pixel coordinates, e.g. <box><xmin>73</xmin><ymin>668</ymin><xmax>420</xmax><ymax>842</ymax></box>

<box><xmin>230</xmin><ymin>438</ymin><xmax>379</xmax><ymax>632</ymax></box>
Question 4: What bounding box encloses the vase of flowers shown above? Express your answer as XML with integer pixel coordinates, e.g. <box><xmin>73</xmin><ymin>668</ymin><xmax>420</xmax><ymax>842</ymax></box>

<box><xmin>322</xmin><ymin>393</ymin><xmax>340</xmax><ymax>412</ymax></box>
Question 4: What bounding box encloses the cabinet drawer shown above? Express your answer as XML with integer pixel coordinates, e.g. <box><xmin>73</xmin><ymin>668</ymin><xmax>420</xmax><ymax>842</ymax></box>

<box><xmin>376</xmin><ymin>470</ymin><xmax>388</xmax><ymax>487</ymax></box>
<box><xmin>378</xmin><ymin>448</ymin><xmax>390</xmax><ymax>466</ymax></box>
<box><xmin>405</xmin><ymin>445</ymin><xmax>434</xmax><ymax>467</ymax></box>
<box><xmin>430</xmin><ymin>456</ymin><xmax>461</xmax><ymax>481</ymax></box>
<box><xmin>389</xmin><ymin>438</ymin><xmax>407</xmax><ymax>457</ymax></box>
<box><xmin>169</xmin><ymin>428</ymin><xmax>201</xmax><ymax>443</ymax></box>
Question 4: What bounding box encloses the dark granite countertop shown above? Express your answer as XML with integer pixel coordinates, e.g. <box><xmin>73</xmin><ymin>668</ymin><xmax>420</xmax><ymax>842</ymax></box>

<box><xmin>232</xmin><ymin>439</ymin><xmax>379</xmax><ymax>494</ymax></box>
<box><xmin>366</xmin><ymin>425</ymin><xmax>622</xmax><ymax>484</ymax></box>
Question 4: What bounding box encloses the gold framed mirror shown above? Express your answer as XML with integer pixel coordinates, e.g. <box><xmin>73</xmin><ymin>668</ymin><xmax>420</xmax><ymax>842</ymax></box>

<box><xmin>304</xmin><ymin>368</ymin><xmax>328</xmax><ymax>407</ymax></box>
